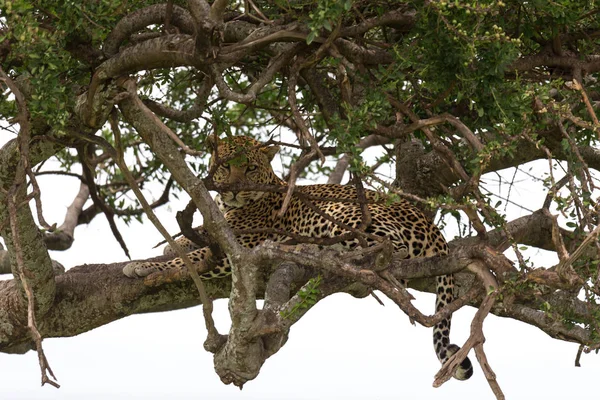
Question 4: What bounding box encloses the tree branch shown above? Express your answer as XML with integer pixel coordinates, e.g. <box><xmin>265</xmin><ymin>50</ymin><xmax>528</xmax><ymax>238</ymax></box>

<box><xmin>103</xmin><ymin>4</ymin><xmax>196</xmax><ymax>56</ymax></box>
<box><xmin>43</xmin><ymin>182</ymin><xmax>89</xmax><ymax>251</ymax></box>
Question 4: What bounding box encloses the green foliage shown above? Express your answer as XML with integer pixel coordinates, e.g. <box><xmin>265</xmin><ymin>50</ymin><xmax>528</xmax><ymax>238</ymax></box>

<box><xmin>280</xmin><ymin>275</ymin><xmax>322</xmax><ymax>319</ymax></box>
<box><xmin>0</xmin><ymin>0</ymin><xmax>600</xmax><ymax>367</ymax></box>
<box><xmin>0</xmin><ymin>0</ymin><xmax>598</xmax><ymax>306</ymax></box>
<box><xmin>306</xmin><ymin>0</ymin><xmax>353</xmax><ymax>44</ymax></box>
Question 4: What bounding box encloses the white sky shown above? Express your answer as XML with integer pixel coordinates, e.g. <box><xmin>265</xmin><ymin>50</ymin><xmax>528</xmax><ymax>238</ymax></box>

<box><xmin>0</xmin><ymin>135</ymin><xmax>599</xmax><ymax>400</ymax></box>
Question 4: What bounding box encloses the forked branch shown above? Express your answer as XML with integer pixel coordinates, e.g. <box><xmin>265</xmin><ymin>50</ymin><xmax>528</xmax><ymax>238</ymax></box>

<box><xmin>433</xmin><ymin>263</ymin><xmax>503</xmax><ymax>399</ymax></box>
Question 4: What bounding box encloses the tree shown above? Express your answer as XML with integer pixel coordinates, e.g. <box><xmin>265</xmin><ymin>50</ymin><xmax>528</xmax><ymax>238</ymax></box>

<box><xmin>1</xmin><ymin>0</ymin><xmax>599</xmax><ymax>398</ymax></box>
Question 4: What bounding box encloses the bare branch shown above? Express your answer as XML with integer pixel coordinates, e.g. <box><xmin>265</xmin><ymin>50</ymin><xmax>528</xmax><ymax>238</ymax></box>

<box><xmin>569</xmin><ymin>78</ymin><xmax>600</xmax><ymax>132</ymax></box>
<box><xmin>328</xmin><ymin>135</ymin><xmax>390</xmax><ymax>184</ymax></box>
<box><xmin>212</xmin><ymin>44</ymin><xmax>299</xmax><ymax>104</ymax></box>
<box><xmin>43</xmin><ymin>182</ymin><xmax>89</xmax><ymax>251</ymax></box>
<box><xmin>509</xmin><ymin>54</ymin><xmax>600</xmax><ymax>76</ymax></box>
<box><xmin>111</xmin><ymin>112</ymin><xmax>223</xmax><ymax>351</ymax></box>
<box><xmin>339</xmin><ymin>9</ymin><xmax>416</xmax><ymax>37</ymax></box>
<box><xmin>433</xmin><ymin>263</ymin><xmax>501</xmax><ymax>398</ymax></box>
<box><xmin>77</xmin><ymin>145</ymin><xmax>131</xmax><ymax>259</ymax></box>
<box><xmin>119</xmin><ymin>78</ymin><xmax>241</xmax><ymax>257</ymax></box>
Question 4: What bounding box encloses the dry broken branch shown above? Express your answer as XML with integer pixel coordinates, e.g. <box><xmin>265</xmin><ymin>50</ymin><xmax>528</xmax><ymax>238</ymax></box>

<box><xmin>433</xmin><ymin>263</ymin><xmax>501</xmax><ymax>398</ymax></box>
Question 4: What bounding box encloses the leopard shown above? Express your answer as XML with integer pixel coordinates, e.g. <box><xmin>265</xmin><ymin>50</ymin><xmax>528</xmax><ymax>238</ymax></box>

<box><xmin>123</xmin><ymin>135</ymin><xmax>473</xmax><ymax>381</ymax></box>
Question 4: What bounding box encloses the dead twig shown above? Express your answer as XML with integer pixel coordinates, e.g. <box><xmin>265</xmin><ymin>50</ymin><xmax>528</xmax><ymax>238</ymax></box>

<box><xmin>7</xmin><ymin>190</ymin><xmax>60</xmax><ymax>388</ymax></box>
<box><xmin>76</xmin><ymin>144</ymin><xmax>131</xmax><ymax>259</ymax></box>
<box><xmin>433</xmin><ymin>262</ymin><xmax>503</xmax><ymax>399</ymax></box>
<box><xmin>556</xmin><ymin>223</ymin><xmax>600</xmax><ymax>279</ymax></box>
<box><xmin>277</xmin><ymin>148</ymin><xmax>317</xmax><ymax>218</ymax></box>
<box><xmin>277</xmin><ymin>57</ymin><xmax>326</xmax><ymax>217</ymax></box>
<box><xmin>575</xmin><ymin>344</ymin><xmax>584</xmax><ymax>367</ymax></box>
<box><xmin>261</xmin><ymin>242</ymin><xmax>479</xmax><ymax>330</ymax></box>
<box><xmin>569</xmin><ymin>79</ymin><xmax>600</xmax><ymax>131</ymax></box>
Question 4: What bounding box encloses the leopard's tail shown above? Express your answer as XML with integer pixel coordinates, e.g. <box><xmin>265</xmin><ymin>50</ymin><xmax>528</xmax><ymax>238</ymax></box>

<box><xmin>433</xmin><ymin>274</ymin><xmax>473</xmax><ymax>380</ymax></box>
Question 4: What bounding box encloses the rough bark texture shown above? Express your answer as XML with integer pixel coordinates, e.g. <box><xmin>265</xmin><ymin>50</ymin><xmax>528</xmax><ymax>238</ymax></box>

<box><xmin>1</xmin><ymin>1</ymin><xmax>600</xmax><ymax>397</ymax></box>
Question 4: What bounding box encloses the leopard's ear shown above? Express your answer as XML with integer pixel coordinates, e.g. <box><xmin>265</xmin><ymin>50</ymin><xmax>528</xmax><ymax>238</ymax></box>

<box><xmin>261</xmin><ymin>145</ymin><xmax>280</xmax><ymax>161</ymax></box>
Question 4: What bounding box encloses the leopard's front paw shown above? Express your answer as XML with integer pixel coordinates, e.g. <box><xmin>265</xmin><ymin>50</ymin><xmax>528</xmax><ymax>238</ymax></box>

<box><xmin>123</xmin><ymin>261</ymin><xmax>160</xmax><ymax>278</ymax></box>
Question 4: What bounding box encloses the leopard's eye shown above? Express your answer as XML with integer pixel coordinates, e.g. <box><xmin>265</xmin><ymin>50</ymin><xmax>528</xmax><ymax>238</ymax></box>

<box><xmin>222</xmin><ymin>162</ymin><xmax>230</xmax><ymax>169</ymax></box>
<box><xmin>247</xmin><ymin>164</ymin><xmax>257</xmax><ymax>171</ymax></box>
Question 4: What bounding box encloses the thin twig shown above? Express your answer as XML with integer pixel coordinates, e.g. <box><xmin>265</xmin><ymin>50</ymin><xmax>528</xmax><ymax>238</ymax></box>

<box><xmin>570</xmin><ymin>79</ymin><xmax>600</xmax><ymax>130</ymax></box>
<box><xmin>110</xmin><ymin>112</ymin><xmax>222</xmax><ymax>344</ymax></box>
<box><xmin>76</xmin><ymin>144</ymin><xmax>131</xmax><ymax>259</ymax></box>
<box><xmin>433</xmin><ymin>263</ymin><xmax>503</xmax><ymax>399</ymax></box>
<box><xmin>7</xmin><ymin>188</ymin><xmax>59</xmax><ymax>388</ymax></box>
<box><xmin>276</xmin><ymin>54</ymin><xmax>326</xmax><ymax>217</ymax></box>
<box><xmin>246</xmin><ymin>0</ymin><xmax>273</xmax><ymax>24</ymax></box>
<box><xmin>1</xmin><ymin>66</ymin><xmax>59</xmax><ymax>388</ymax></box>
<box><xmin>277</xmin><ymin>148</ymin><xmax>317</xmax><ymax>218</ymax></box>
<box><xmin>0</xmin><ymin>67</ymin><xmax>54</xmax><ymax>231</ymax></box>
<box><xmin>557</xmin><ymin>223</ymin><xmax>600</xmax><ymax>277</ymax></box>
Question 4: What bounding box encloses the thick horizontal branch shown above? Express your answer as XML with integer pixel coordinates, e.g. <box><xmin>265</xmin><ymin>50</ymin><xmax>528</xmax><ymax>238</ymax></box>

<box><xmin>454</xmin><ymin>208</ymin><xmax>573</xmax><ymax>253</ymax></box>
<box><xmin>0</xmin><ymin>260</ymin><xmax>231</xmax><ymax>353</ymax></box>
<box><xmin>495</xmin><ymin>304</ymin><xmax>593</xmax><ymax>345</ymax></box>
<box><xmin>509</xmin><ymin>54</ymin><xmax>600</xmax><ymax>75</ymax></box>
<box><xmin>98</xmin><ymin>34</ymin><xmax>201</xmax><ymax>80</ymax></box>
<box><xmin>0</xmin><ymin>242</ymin><xmax>469</xmax><ymax>350</ymax></box>
<box><xmin>100</xmin><ymin>18</ymin><xmax>308</xmax><ymax>82</ymax></box>
<box><xmin>396</xmin><ymin>125</ymin><xmax>600</xmax><ymax>200</ymax></box>
<box><xmin>0</xmin><ymin>234</ymin><xmax>595</xmax><ymax>353</ymax></box>
<box><xmin>339</xmin><ymin>9</ymin><xmax>416</xmax><ymax>37</ymax></box>
<box><xmin>103</xmin><ymin>4</ymin><xmax>196</xmax><ymax>56</ymax></box>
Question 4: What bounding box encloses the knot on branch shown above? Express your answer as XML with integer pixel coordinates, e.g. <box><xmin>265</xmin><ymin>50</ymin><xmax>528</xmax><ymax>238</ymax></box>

<box><xmin>75</xmin><ymin>83</ymin><xmax>119</xmax><ymax>129</ymax></box>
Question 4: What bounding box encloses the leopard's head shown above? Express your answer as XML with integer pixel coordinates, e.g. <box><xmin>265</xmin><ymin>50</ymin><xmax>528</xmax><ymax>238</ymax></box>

<box><xmin>208</xmin><ymin>136</ymin><xmax>280</xmax><ymax>208</ymax></box>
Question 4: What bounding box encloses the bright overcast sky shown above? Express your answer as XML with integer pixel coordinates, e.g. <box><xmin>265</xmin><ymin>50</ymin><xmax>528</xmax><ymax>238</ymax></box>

<box><xmin>1</xmin><ymin>134</ymin><xmax>599</xmax><ymax>400</ymax></box>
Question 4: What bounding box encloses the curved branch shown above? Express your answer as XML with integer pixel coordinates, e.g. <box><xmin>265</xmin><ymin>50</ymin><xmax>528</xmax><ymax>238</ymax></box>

<box><xmin>211</xmin><ymin>44</ymin><xmax>300</xmax><ymax>103</ymax></box>
<box><xmin>142</xmin><ymin>74</ymin><xmax>213</xmax><ymax>122</ymax></box>
<box><xmin>334</xmin><ymin>39</ymin><xmax>394</xmax><ymax>65</ymax></box>
<box><xmin>98</xmin><ymin>34</ymin><xmax>200</xmax><ymax>81</ymax></box>
<box><xmin>77</xmin><ymin>176</ymin><xmax>174</xmax><ymax>226</ymax></box>
<box><xmin>339</xmin><ymin>8</ymin><xmax>417</xmax><ymax>37</ymax></box>
<box><xmin>103</xmin><ymin>4</ymin><xmax>195</xmax><ymax>56</ymax></box>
